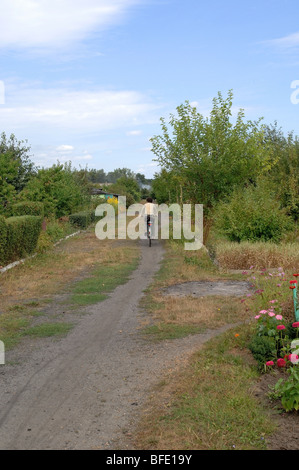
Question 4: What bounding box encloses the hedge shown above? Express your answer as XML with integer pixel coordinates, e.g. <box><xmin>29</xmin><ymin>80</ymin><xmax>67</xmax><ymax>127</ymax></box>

<box><xmin>0</xmin><ymin>215</ymin><xmax>42</xmax><ymax>266</ymax></box>
<box><xmin>11</xmin><ymin>201</ymin><xmax>44</xmax><ymax>218</ymax></box>
<box><xmin>0</xmin><ymin>216</ymin><xmax>7</xmax><ymax>265</ymax></box>
<box><xmin>69</xmin><ymin>209</ymin><xmax>101</xmax><ymax>229</ymax></box>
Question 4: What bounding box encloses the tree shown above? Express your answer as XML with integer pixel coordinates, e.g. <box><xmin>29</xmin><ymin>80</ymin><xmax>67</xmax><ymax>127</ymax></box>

<box><xmin>263</xmin><ymin>123</ymin><xmax>299</xmax><ymax>221</ymax></box>
<box><xmin>150</xmin><ymin>91</ymin><xmax>273</xmax><ymax>210</ymax></box>
<box><xmin>0</xmin><ymin>133</ymin><xmax>36</xmax><ymax>213</ymax></box>
<box><xmin>106</xmin><ymin>168</ymin><xmax>135</xmax><ymax>183</ymax></box>
<box><xmin>18</xmin><ymin>162</ymin><xmax>90</xmax><ymax>218</ymax></box>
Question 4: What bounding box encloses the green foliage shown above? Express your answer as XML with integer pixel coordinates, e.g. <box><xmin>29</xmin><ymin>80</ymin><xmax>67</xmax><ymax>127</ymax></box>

<box><xmin>0</xmin><ymin>215</ymin><xmax>7</xmax><ymax>264</ymax></box>
<box><xmin>3</xmin><ymin>215</ymin><xmax>42</xmax><ymax>264</ymax></box>
<box><xmin>0</xmin><ymin>132</ymin><xmax>36</xmax><ymax>213</ymax></box>
<box><xmin>151</xmin><ymin>91</ymin><xmax>273</xmax><ymax>209</ymax></box>
<box><xmin>263</xmin><ymin>123</ymin><xmax>299</xmax><ymax>221</ymax></box>
<box><xmin>17</xmin><ymin>163</ymin><xmax>90</xmax><ymax>218</ymax></box>
<box><xmin>11</xmin><ymin>201</ymin><xmax>44</xmax><ymax>218</ymax></box>
<box><xmin>69</xmin><ymin>209</ymin><xmax>100</xmax><ymax>229</ymax></box>
<box><xmin>248</xmin><ymin>335</ymin><xmax>277</xmax><ymax>369</ymax></box>
<box><xmin>273</xmin><ymin>367</ymin><xmax>299</xmax><ymax>412</ymax></box>
<box><xmin>213</xmin><ymin>179</ymin><xmax>293</xmax><ymax>242</ymax></box>
<box><xmin>151</xmin><ymin>169</ymin><xmax>180</xmax><ymax>204</ymax></box>
<box><xmin>115</xmin><ymin>176</ymin><xmax>141</xmax><ymax>201</ymax></box>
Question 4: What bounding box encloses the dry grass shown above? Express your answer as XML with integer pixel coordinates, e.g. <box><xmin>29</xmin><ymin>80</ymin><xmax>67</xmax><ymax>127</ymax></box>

<box><xmin>142</xmin><ymin>241</ymin><xmax>251</xmax><ymax>337</ymax></box>
<box><xmin>215</xmin><ymin>241</ymin><xmax>299</xmax><ymax>272</ymax></box>
<box><xmin>0</xmin><ymin>229</ymin><xmax>137</xmax><ymax>313</ymax></box>
<box><xmin>147</xmin><ymin>293</ymin><xmax>249</xmax><ymax>330</ymax></box>
<box><xmin>134</xmin><ymin>325</ymin><xmax>275</xmax><ymax>450</ymax></box>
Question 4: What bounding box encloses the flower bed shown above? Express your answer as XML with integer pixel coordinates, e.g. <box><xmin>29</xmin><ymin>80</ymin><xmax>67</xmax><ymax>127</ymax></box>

<box><xmin>248</xmin><ymin>271</ymin><xmax>299</xmax><ymax>412</ymax></box>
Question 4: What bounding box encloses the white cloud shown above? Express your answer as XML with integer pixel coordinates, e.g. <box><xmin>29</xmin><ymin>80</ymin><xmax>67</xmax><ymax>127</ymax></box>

<box><xmin>0</xmin><ymin>0</ymin><xmax>141</xmax><ymax>50</ymax></box>
<box><xmin>0</xmin><ymin>84</ymin><xmax>162</xmax><ymax>134</ymax></box>
<box><xmin>126</xmin><ymin>130</ymin><xmax>142</xmax><ymax>136</ymax></box>
<box><xmin>56</xmin><ymin>144</ymin><xmax>74</xmax><ymax>152</ymax></box>
<box><xmin>263</xmin><ymin>31</ymin><xmax>299</xmax><ymax>50</ymax></box>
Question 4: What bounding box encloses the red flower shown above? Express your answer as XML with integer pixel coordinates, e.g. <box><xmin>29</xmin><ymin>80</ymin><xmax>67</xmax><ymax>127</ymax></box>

<box><xmin>290</xmin><ymin>280</ymin><xmax>297</xmax><ymax>284</ymax></box>
<box><xmin>292</xmin><ymin>322</ymin><xmax>299</xmax><ymax>328</ymax></box>
<box><xmin>277</xmin><ymin>358</ymin><xmax>286</xmax><ymax>367</ymax></box>
<box><xmin>266</xmin><ymin>361</ymin><xmax>274</xmax><ymax>366</ymax></box>
<box><xmin>293</xmin><ymin>274</ymin><xmax>299</xmax><ymax>277</ymax></box>
<box><xmin>277</xmin><ymin>325</ymin><xmax>286</xmax><ymax>330</ymax></box>
<box><xmin>289</xmin><ymin>286</ymin><xmax>296</xmax><ymax>289</ymax></box>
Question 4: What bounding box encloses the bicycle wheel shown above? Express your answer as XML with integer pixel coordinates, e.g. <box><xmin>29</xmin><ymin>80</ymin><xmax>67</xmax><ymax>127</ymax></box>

<box><xmin>147</xmin><ymin>224</ymin><xmax>151</xmax><ymax>247</ymax></box>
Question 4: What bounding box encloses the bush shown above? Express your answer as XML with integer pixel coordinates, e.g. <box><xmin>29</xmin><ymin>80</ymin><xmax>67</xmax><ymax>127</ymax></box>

<box><xmin>4</xmin><ymin>215</ymin><xmax>42</xmax><ymax>264</ymax></box>
<box><xmin>69</xmin><ymin>210</ymin><xmax>96</xmax><ymax>229</ymax></box>
<box><xmin>214</xmin><ymin>180</ymin><xmax>294</xmax><ymax>243</ymax></box>
<box><xmin>0</xmin><ymin>215</ymin><xmax>7</xmax><ymax>265</ymax></box>
<box><xmin>11</xmin><ymin>201</ymin><xmax>44</xmax><ymax>218</ymax></box>
<box><xmin>17</xmin><ymin>163</ymin><xmax>90</xmax><ymax>218</ymax></box>
<box><xmin>249</xmin><ymin>335</ymin><xmax>277</xmax><ymax>369</ymax></box>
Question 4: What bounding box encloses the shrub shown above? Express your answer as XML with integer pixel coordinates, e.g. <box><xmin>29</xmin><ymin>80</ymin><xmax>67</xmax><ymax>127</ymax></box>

<box><xmin>11</xmin><ymin>201</ymin><xmax>44</xmax><ymax>218</ymax></box>
<box><xmin>17</xmin><ymin>163</ymin><xmax>90</xmax><ymax>218</ymax></box>
<box><xmin>214</xmin><ymin>180</ymin><xmax>294</xmax><ymax>243</ymax></box>
<box><xmin>4</xmin><ymin>215</ymin><xmax>42</xmax><ymax>263</ymax></box>
<box><xmin>69</xmin><ymin>210</ymin><xmax>94</xmax><ymax>229</ymax></box>
<box><xmin>249</xmin><ymin>335</ymin><xmax>277</xmax><ymax>369</ymax></box>
<box><xmin>0</xmin><ymin>215</ymin><xmax>7</xmax><ymax>265</ymax></box>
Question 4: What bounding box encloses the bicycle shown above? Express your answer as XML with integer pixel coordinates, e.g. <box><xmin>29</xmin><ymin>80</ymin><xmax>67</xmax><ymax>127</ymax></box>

<box><xmin>146</xmin><ymin>215</ymin><xmax>152</xmax><ymax>247</ymax></box>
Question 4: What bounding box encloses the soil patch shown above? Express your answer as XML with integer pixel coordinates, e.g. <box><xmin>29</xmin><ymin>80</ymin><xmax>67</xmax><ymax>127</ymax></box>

<box><xmin>252</xmin><ymin>372</ymin><xmax>299</xmax><ymax>450</ymax></box>
<box><xmin>162</xmin><ymin>280</ymin><xmax>253</xmax><ymax>298</ymax></box>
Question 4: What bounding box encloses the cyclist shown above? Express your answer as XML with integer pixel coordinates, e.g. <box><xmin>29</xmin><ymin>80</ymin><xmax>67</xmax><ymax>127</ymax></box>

<box><xmin>140</xmin><ymin>197</ymin><xmax>158</xmax><ymax>239</ymax></box>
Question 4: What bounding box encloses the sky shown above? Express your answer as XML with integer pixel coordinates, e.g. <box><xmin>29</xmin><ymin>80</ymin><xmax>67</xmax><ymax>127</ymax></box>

<box><xmin>0</xmin><ymin>0</ymin><xmax>299</xmax><ymax>178</ymax></box>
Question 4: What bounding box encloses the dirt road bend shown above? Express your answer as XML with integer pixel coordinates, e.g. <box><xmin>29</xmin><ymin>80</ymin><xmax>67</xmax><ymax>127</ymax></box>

<box><xmin>0</xmin><ymin>239</ymin><xmax>234</xmax><ymax>450</ymax></box>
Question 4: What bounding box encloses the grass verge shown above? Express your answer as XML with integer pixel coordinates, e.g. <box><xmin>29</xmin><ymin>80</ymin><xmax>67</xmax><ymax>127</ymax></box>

<box><xmin>136</xmin><ymin>238</ymin><xmax>299</xmax><ymax>449</ymax></box>
<box><xmin>141</xmin><ymin>240</ymin><xmax>249</xmax><ymax>341</ymax></box>
<box><xmin>135</xmin><ymin>324</ymin><xmax>276</xmax><ymax>450</ymax></box>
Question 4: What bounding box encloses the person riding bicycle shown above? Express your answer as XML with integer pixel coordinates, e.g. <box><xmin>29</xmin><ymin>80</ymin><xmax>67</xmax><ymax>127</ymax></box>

<box><xmin>140</xmin><ymin>197</ymin><xmax>158</xmax><ymax>239</ymax></box>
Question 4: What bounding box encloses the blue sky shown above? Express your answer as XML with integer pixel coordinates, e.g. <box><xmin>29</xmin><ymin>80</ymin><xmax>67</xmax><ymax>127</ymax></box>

<box><xmin>0</xmin><ymin>0</ymin><xmax>299</xmax><ymax>177</ymax></box>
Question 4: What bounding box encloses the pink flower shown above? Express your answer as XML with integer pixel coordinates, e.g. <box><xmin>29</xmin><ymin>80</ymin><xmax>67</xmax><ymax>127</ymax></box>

<box><xmin>277</xmin><ymin>325</ymin><xmax>286</xmax><ymax>330</ymax></box>
<box><xmin>255</xmin><ymin>315</ymin><xmax>261</xmax><ymax>319</ymax></box>
<box><xmin>269</xmin><ymin>300</ymin><xmax>278</xmax><ymax>304</ymax></box>
<box><xmin>277</xmin><ymin>358</ymin><xmax>286</xmax><ymax>367</ymax></box>
<box><xmin>277</xmin><ymin>284</ymin><xmax>281</xmax><ymax>287</ymax></box>
<box><xmin>292</xmin><ymin>322</ymin><xmax>299</xmax><ymax>328</ymax></box>
<box><xmin>268</xmin><ymin>312</ymin><xmax>275</xmax><ymax>317</ymax></box>
<box><xmin>259</xmin><ymin>310</ymin><xmax>268</xmax><ymax>314</ymax></box>
<box><xmin>288</xmin><ymin>354</ymin><xmax>299</xmax><ymax>364</ymax></box>
<box><xmin>266</xmin><ymin>361</ymin><xmax>274</xmax><ymax>366</ymax></box>
<box><xmin>275</xmin><ymin>315</ymin><xmax>283</xmax><ymax>320</ymax></box>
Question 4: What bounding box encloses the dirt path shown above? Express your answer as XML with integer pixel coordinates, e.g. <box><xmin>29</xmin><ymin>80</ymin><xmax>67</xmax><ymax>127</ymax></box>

<box><xmin>0</xmin><ymin>239</ymin><xmax>237</xmax><ymax>450</ymax></box>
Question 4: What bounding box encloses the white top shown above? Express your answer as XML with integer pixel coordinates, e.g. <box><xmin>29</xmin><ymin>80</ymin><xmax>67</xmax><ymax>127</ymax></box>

<box><xmin>141</xmin><ymin>202</ymin><xmax>158</xmax><ymax>216</ymax></box>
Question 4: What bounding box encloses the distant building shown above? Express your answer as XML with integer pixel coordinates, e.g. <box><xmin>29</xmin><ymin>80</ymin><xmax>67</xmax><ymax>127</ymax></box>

<box><xmin>90</xmin><ymin>188</ymin><xmax>121</xmax><ymax>200</ymax></box>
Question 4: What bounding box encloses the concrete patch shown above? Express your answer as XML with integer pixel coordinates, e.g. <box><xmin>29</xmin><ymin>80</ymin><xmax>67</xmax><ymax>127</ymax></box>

<box><xmin>162</xmin><ymin>280</ymin><xmax>253</xmax><ymax>298</ymax></box>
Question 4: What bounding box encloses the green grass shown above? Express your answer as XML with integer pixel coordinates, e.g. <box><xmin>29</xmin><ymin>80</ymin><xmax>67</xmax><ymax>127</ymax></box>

<box><xmin>69</xmin><ymin>257</ymin><xmax>140</xmax><ymax>307</ymax></box>
<box><xmin>0</xmin><ymin>306</ymin><xmax>45</xmax><ymax>349</ymax></box>
<box><xmin>136</xmin><ymin>324</ymin><xmax>276</xmax><ymax>450</ymax></box>
<box><xmin>22</xmin><ymin>322</ymin><xmax>73</xmax><ymax>338</ymax></box>
<box><xmin>142</xmin><ymin>323</ymin><xmax>205</xmax><ymax>342</ymax></box>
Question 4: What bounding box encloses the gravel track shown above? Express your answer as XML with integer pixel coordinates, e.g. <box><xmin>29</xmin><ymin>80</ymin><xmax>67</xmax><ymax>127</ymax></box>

<box><xmin>0</xmin><ymin>240</ymin><xmax>237</xmax><ymax>450</ymax></box>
